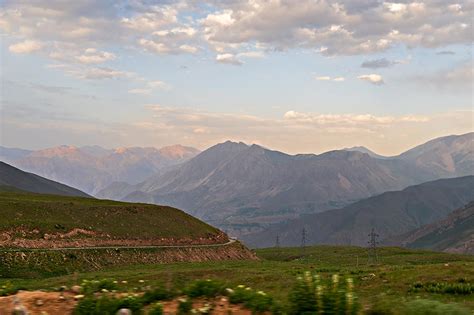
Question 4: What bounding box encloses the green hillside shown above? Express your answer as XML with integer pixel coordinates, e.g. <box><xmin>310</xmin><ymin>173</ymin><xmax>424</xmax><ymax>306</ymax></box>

<box><xmin>0</xmin><ymin>190</ymin><xmax>225</xmax><ymax>248</ymax></box>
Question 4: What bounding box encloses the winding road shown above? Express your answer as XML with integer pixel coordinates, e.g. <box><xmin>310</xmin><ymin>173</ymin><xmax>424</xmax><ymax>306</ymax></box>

<box><xmin>0</xmin><ymin>239</ymin><xmax>237</xmax><ymax>252</ymax></box>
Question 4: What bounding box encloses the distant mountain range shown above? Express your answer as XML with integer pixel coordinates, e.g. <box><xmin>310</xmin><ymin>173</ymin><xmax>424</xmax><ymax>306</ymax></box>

<box><xmin>0</xmin><ymin>161</ymin><xmax>89</xmax><ymax>197</ymax></box>
<box><xmin>2</xmin><ymin>133</ymin><xmax>472</xmax><ymax>240</ymax></box>
<box><xmin>242</xmin><ymin>176</ymin><xmax>474</xmax><ymax>248</ymax></box>
<box><xmin>388</xmin><ymin>201</ymin><xmax>474</xmax><ymax>255</ymax></box>
<box><xmin>96</xmin><ymin>133</ymin><xmax>473</xmax><ymax>236</ymax></box>
<box><xmin>0</xmin><ymin>144</ymin><xmax>199</xmax><ymax>195</ymax></box>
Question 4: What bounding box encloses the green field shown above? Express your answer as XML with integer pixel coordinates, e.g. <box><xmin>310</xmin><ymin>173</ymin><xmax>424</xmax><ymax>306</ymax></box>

<box><xmin>3</xmin><ymin>245</ymin><xmax>473</xmax><ymax>312</ymax></box>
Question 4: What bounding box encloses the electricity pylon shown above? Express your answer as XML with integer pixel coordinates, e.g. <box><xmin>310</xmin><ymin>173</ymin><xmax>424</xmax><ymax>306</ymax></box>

<box><xmin>367</xmin><ymin>228</ymin><xmax>379</xmax><ymax>265</ymax></box>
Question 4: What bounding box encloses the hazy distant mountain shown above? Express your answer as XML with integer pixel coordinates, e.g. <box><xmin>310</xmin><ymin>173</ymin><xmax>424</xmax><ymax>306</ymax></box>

<box><xmin>0</xmin><ymin>146</ymin><xmax>32</xmax><ymax>162</ymax></box>
<box><xmin>99</xmin><ymin>133</ymin><xmax>474</xmax><ymax>235</ymax></box>
<box><xmin>0</xmin><ymin>161</ymin><xmax>89</xmax><ymax>197</ymax></box>
<box><xmin>0</xmin><ymin>144</ymin><xmax>199</xmax><ymax>195</ymax></box>
<box><xmin>388</xmin><ymin>201</ymin><xmax>474</xmax><ymax>254</ymax></box>
<box><xmin>243</xmin><ymin>176</ymin><xmax>474</xmax><ymax>248</ymax></box>
<box><xmin>397</xmin><ymin>132</ymin><xmax>474</xmax><ymax>178</ymax></box>
<box><xmin>343</xmin><ymin>146</ymin><xmax>388</xmax><ymax>159</ymax></box>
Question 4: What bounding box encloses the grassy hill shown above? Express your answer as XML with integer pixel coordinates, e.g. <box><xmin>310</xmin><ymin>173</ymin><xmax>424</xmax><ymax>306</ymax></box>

<box><xmin>0</xmin><ymin>190</ymin><xmax>227</xmax><ymax>248</ymax></box>
<box><xmin>0</xmin><ymin>161</ymin><xmax>89</xmax><ymax>197</ymax></box>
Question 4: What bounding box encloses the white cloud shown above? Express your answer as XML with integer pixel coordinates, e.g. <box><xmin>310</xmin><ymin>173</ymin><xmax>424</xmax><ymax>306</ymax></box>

<box><xmin>283</xmin><ymin>111</ymin><xmax>426</xmax><ymax>125</ymax></box>
<box><xmin>358</xmin><ymin>74</ymin><xmax>384</xmax><ymax>85</ymax></box>
<box><xmin>138</xmin><ymin>37</ymin><xmax>198</xmax><ymax>55</ymax></box>
<box><xmin>127</xmin><ymin>80</ymin><xmax>172</xmax><ymax>95</ymax></box>
<box><xmin>0</xmin><ymin>1</ymin><xmax>192</xmax><ymax>75</ymax></box>
<box><xmin>75</xmin><ymin>49</ymin><xmax>116</xmax><ymax>64</ymax></box>
<box><xmin>1</xmin><ymin>0</ymin><xmax>472</xmax><ymax>65</ymax></box>
<box><xmin>315</xmin><ymin>76</ymin><xmax>345</xmax><ymax>82</ymax></box>
<box><xmin>179</xmin><ymin>44</ymin><xmax>198</xmax><ymax>54</ymax></box>
<box><xmin>138</xmin><ymin>26</ymin><xmax>199</xmax><ymax>55</ymax></box>
<box><xmin>238</xmin><ymin>51</ymin><xmax>265</xmax><ymax>58</ymax></box>
<box><xmin>216</xmin><ymin>53</ymin><xmax>242</xmax><ymax>65</ymax></box>
<box><xmin>200</xmin><ymin>0</ymin><xmax>472</xmax><ymax>56</ymax></box>
<box><xmin>137</xmin><ymin>105</ymin><xmax>472</xmax><ymax>155</ymax></box>
<box><xmin>128</xmin><ymin>88</ymin><xmax>152</xmax><ymax>95</ymax></box>
<box><xmin>315</xmin><ymin>76</ymin><xmax>331</xmax><ymax>81</ymax></box>
<box><xmin>138</xmin><ymin>38</ymin><xmax>171</xmax><ymax>54</ymax></box>
<box><xmin>148</xmin><ymin>80</ymin><xmax>172</xmax><ymax>90</ymax></box>
<box><xmin>50</xmin><ymin>65</ymin><xmax>133</xmax><ymax>80</ymax></box>
<box><xmin>385</xmin><ymin>3</ymin><xmax>408</xmax><ymax>13</ymax></box>
<box><xmin>121</xmin><ymin>7</ymin><xmax>178</xmax><ymax>32</ymax></box>
<box><xmin>80</xmin><ymin>67</ymin><xmax>131</xmax><ymax>80</ymax></box>
<box><xmin>9</xmin><ymin>40</ymin><xmax>42</xmax><ymax>54</ymax></box>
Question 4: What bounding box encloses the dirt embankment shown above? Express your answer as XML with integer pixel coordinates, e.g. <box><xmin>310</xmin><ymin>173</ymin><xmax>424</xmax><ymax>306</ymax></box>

<box><xmin>1</xmin><ymin>242</ymin><xmax>257</xmax><ymax>276</ymax></box>
<box><xmin>0</xmin><ymin>227</ymin><xmax>229</xmax><ymax>248</ymax></box>
<box><xmin>0</xmin><ymin>291</ymin><xmax>257</xmax><ymax>315</ymax></box>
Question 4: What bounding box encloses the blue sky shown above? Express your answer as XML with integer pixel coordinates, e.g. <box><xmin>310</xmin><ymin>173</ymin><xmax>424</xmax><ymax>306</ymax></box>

<box><xmin>1</xmin><ymin>0</ymin><xmax>472</xmax><ymax>155</ymax></box>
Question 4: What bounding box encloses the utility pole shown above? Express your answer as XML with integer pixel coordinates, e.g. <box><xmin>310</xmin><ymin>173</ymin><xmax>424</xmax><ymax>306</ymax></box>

<box><xmin>301</xmin><ymin>227</ymin><xmax>307</xmax><ymax>257</ymax></box>
<box><xmin>275</xmin><ymin>234</ymin><xmax>280</xmax><ymax>248</ymax></box>
<box><xmin>367</xmin><ymin>228</ymin><xmax>379</xmax><ymax>265</ymax></box>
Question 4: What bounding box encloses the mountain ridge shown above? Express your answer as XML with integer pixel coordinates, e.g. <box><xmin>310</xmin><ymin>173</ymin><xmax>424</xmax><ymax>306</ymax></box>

<box><xmin>99</xmin><ymin>133</ymin><xmax>473</xmax><ymax>236</ymax></box>
<box><xmin>386</xmin><ymin>201</ymin><xmax>474</xmax><ymax>254</ymax></box>
<box><xmin>3</xmin><ymin>132</ymin><xmax>473</xmax><ymax>239</ymax></box>
<box><xmin>0</xmin><ymin>144</ymin><xmax>200</xmax><ymax>195</ymax></box>
<box><xmin>242</xmin><ymin>176</ymin><xmax>474</xmax><ymax>248</ymax></box>
<box><xmin>0</xmin><ymin>161</ymin><xmax>89</xmax><ymax>197</ymax></box>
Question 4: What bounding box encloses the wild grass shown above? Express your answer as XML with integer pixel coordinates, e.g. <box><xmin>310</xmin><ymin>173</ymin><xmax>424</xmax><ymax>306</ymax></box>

<box><xmin>3</xmin><ymin>245</ymin><xmax>473</xmax><ymax>312</ymax></box>
<box><xmin>66</xmin><ymin>275</ymin><xmax>471</xmax><ymax>314</ymax></box>
<box><xmin>410</xmin><ymin>280</ymin><xmax>474</xmax><ymax>295</ymax></box>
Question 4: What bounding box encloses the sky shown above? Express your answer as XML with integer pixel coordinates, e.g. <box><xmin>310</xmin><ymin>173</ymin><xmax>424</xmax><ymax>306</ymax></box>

<box><xmin>0</xmin><ymin>0</ymin><xmax>473</xmax><ymax>155</ymax></box>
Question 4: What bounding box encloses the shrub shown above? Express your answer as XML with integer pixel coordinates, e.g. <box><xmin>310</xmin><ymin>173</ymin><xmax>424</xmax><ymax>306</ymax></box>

<box><xmin>226</xmin><ymin>285</ymin><xmax>277</xmax><ymax>313</ymax></box>
<box><xmin>81</xmin><ymin>279</ymin><xmax>118</xmax><ymax>295</ymax></box>
<box><xmin>288</xmin><ymin>272</ymin><xmax>359</xmax><ymax>315</ymax></box>
<box><xmin>148</xmin><ymin>302</ymin><xmax>163</xmax><ymax>315</ymax></box>
<box><xmin>141</xmin><ymin>286</ymin><xmax>174</xmax><ymax>305</ymax></box>
<box><xmin>73</xmin><ymin>295</ymin><xmax>143</xmax><ymax>315</ymax></box>
<box><xmin>177</xmin><ymin>297</ymin><xmax>193</xmax><ymax>315</ymax></box>
<box><xmin>0</xmin><ymin>281</ymin><xmax>21</xmax><ymax>296</ymax></box>
<box><xmin>117</xmin><ymin>295</ymin><xmax>143</xmax><ymax>314</ymax></box>
<box><xmin>227</xmin><ymin>285</ymin><xmax>253</xmax><ymax>304</ymax></box>
<box><xmin>74</xmin><ymin>295</ymin><xmax>118</xmax><ymax>315</ymax></box>
<box><xmin>244</xmin><ymin>291</ymin><xmax>275</xmax><ymax>313</ymax></box>
<box><xmin>185</xmin><ymin>279</ymin><xmax>224</xmax><ymax>298</ymax></box>
<box><xmin>404</xmin><ymin>299</ymin><xmax>470</xmax><ymax>315</ymax></box>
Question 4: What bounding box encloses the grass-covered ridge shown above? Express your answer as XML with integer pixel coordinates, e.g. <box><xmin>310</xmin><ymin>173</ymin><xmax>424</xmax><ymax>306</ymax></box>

<box><xmin>0</xmin><ymin>190</ymin><xmax>225</xmax><ymax>248</ymax></box>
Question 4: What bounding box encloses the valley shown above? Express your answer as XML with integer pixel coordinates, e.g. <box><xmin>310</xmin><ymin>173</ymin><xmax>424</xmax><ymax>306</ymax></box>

<box><xmin>0</xmin><ymin>133</ymin><xmax>473</xmax><ymax>313</ymax></box>
<box><xmin>243</xmin><ymin>176</ymin><xmax>474</xmax><ymax>249</ymax></box>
